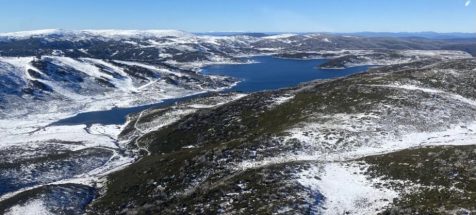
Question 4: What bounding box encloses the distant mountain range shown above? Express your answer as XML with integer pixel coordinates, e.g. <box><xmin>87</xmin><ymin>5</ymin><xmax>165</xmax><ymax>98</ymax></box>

<box><xmin>197</xmin><ymin>31</ymin><xmax>476</xmax><ymax>39</ymax></box>
<box><xmin>338</xmin><ymin>32</ymin><xmax>476</xmax><ymax>39</ymax></box>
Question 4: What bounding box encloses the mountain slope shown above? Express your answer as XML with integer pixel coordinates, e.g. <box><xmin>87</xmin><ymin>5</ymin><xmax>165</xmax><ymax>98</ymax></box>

<box><xmin>0</xmin><ymin>56</ymin><xmax>236</xmax><ymax>118</ymax></box>
<box><xmin>89</xmin><ymin>58</ymin><xmax>476</xmax><ymax>214</ymax></box>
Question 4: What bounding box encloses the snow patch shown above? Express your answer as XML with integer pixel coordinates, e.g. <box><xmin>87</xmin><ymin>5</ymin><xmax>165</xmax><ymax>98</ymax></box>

<box><xmin>372</xmin><ymin>84</ymin><xmax>476</xmax><ymax>107</ymax></box>
<box><xmin>298</xmin><ymin>163</ymin><xmax>398</xmax><ymax>215</ymax></box>
<box><xmin>269</xmin><ymin>94</ymin><xmax>295</xmax><ymax>108</ymax></box>
<box><xmin>114</xmin><ymin>60</ymin><xmax>187</xmax><ymax>77</ymax></box>
<box><xmin>262</xmin><ymin>34</ymin><xmax>297</xmax><ymax>40</ymax></box>
<box><xmin>5</xmin><ymin>199</ymin><xmax>52</xmax><ymax>215</ymax></box>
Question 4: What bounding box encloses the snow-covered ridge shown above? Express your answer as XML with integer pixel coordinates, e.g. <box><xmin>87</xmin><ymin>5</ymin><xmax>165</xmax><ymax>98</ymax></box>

<box><xmin>262</xmin><ymin>33</ymin><xmax>298</xmax><ymax>40</ymax></box>
<box><xmin>0</xmin><ymin>29</ymin><xmax>192</xmax><ymax>40</ymax></box>
<box><xmin>0</xmin><ymin>29</ymin><xmax>316</xmax><ymax>43</ymax></box>
<box><xmin>0</xmin><ymin>55</ymin><xmax>237</xmax><ymax>118</ymax></box>
<box><xmin>0</xmin><ymin>29</ymin><xmax>62</xmax><ymax>38</ymax></box>
<box><xmin>0</xmin><ymin>29</ymin><xmax>264</xmax><ymax>51</ymax></box>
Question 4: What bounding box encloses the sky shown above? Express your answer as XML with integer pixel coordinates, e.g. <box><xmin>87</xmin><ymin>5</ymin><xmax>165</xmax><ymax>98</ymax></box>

<box><xmin>0</xmin><ymin>0</ymin><xmax>475</xmax><ymax>33</ymax></box>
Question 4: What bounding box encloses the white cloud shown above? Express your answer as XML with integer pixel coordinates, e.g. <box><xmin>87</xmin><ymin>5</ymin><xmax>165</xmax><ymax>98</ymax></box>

<box><xmin>465</xmin><ymin>0</ymin><xmax>471</xmax><ymax>7</ymax></box>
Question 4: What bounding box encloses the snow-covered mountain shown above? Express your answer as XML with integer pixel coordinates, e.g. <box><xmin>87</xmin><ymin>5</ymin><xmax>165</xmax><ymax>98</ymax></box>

<box><xmin>0</xmin><ymin>30</ymin><xmax>256</xmax><ymax>118</ymax></box>
<box><xmin>0</xmin><ymin>55</ymin><xmax>236</xmax><ymax>118</ymax></box>
<box><xmin>0</xmin><ymin>29</ymin><xmax>191</xmax><ymax>40</ymax></box>
<box><xmin>2</xmin><ymin>29</ymin><xmax>472</xmax><ymax>118</ymax></box>
<box><xmin>0</xmin><ymin>29</ymin><xmax>475</xmax><ymax>214</ymax></box>
<box><xmin>1</xmin><ymin>29</ymin><xmax>474</xmax><ymax>59</ymax></box>
<box><xmin>0</xmin><ymin>29</ymin><xmax>473</xmax><ymax>118</ymax></box>
<box><xmin>0</xmin><ymin>29</ymin><xmax>258</xmax><ymax>63</ymax></box>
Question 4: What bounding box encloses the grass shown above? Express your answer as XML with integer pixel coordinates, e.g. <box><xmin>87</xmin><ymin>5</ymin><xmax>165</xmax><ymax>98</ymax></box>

<box><xmin>361</xmin><ymin>145</ymin><xmax>476</xmax><ymax>214</ymax></box>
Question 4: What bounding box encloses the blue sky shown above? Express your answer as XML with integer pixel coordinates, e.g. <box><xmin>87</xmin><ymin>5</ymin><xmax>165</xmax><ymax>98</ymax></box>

<box><xmin>0</xmin><ymin>0</ymin><xmax>475</xmax><ymax>33</ymax></box>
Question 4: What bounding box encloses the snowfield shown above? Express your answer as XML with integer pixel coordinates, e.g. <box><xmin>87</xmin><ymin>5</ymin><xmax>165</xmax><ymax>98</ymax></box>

<box><xmin>5</xmin><ymin>199</ymin><xmax>52</xmax><ymax>215</ymax></box>
<box><xmin>297</xmin><ymin>163</ymin><xmax>399</xmax><ymax>215</ymax></box>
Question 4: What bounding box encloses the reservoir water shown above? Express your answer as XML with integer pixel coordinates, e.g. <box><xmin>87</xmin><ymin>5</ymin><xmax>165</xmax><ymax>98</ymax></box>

<box><xmin>203</xmin><ymin>56</ymin><xmax>369</xmax><ymax>93</ymax></box>
<box><xmin>53</xmin><ymin>56</ymin><xmax>369</xmax><ymax>126</ymax></box>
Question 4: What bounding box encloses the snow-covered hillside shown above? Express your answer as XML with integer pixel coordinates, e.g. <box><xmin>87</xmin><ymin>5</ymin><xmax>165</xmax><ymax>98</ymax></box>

<box><xmin>0</xmin><ymin>56</ymin><xmax>236</xmax><ymax>118</ymax></box>
<box><xmin>89</xmin><ymin>59</ymin><xmax>476</xmax><ymax>214</ymax></box>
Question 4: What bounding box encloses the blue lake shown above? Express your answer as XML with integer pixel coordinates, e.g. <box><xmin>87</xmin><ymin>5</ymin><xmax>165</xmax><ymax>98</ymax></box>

<box><xmin>203</xmin><ymin>56</ymin><xmax>369</xmax><ymax>92</ymax></box>
<box><xmin>52</xmin><ymin>56</ymin><xmax>369</xmax><ymax>126</ymax></box>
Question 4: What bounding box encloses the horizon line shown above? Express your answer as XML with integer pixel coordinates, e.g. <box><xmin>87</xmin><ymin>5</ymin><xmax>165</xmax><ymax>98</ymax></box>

<box><xmin>1</xmin><ymin>28</ymin><xmax>476</xmax><ymax>35</ymax></box>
